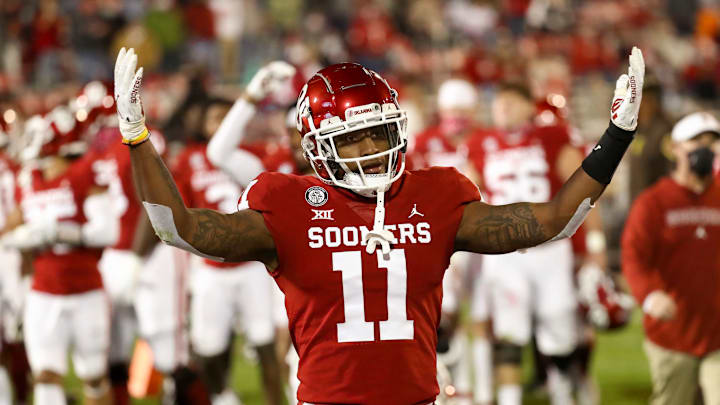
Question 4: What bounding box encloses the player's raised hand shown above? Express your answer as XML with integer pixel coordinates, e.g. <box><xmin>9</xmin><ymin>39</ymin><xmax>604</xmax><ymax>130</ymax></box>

<box><xmin>246</xmin><ymin>61</ymin><xmax>296</xmax><ymax>103</ymax></box>
<box><xmin>610</xmin><ymin>47</ymin><xmax>645</xmax><ymax>131</ymax></box>
<box><xmin>114</xmin><ymin>47</ymin><xmax>149</xmax><ymax>145</ymax></box>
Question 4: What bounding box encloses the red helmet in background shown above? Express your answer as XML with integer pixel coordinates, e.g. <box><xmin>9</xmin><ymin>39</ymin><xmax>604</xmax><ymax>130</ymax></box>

<box><xmin>296</xmin><ymin>63</ymin><xmax>407</xmax><ymax>194</ymax></box>
<box><xmin>22</xmin><ymin>107</ymin><xmax>87</xmax><ymax>161</ymax></box>
<box><xmin>70</xmin><ymin>81</ymin><xmax>115</xmax><ymax>125</ymax></box>
<box><xmin>577</xmin><ymin>264</ymin><xmax>634</xmax><ymax>330</ymax></box>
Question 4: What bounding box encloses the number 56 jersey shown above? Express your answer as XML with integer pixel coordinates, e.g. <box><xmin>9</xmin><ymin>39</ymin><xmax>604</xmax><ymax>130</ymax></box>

<box><xmin>466</xmin><ymin>124</ymin><xmax>572</xmax><ymax>205</ymax></box>
<box><xmin>240</xmin><ymin>167</ymin><xmax>481</xmax><ymax>405</ymax></box>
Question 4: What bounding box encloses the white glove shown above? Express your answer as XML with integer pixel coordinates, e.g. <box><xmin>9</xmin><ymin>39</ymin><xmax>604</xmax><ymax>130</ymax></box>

<box><xmin>114</xmin><ymin>47</ymin><xmax>148</xmax><ymax>144</ymax></box>
<box><xmin>1</xmin><ymin>220</ymin><xmax>57</xmax><ymax>250</ymax></box>
<box><xmin>610</xmin><ymin>46</ymin><xmax>645</xmax><ymax>131</ymax></box>
<box><xmin>246</xmin><ymin>61</ymin><xmax>297</xmax><ymax>102</ymax></box>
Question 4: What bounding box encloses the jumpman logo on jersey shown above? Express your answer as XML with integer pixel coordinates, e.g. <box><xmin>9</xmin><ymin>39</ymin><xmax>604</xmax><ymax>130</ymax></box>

<box><xmin>408</xmin><ymin>204</ymin><xmax>424</xmax><ymax>218</ymax></box>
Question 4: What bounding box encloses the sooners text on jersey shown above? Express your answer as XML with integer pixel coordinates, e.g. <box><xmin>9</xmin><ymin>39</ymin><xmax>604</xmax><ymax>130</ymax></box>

<box><xmin>240</xmin><ymin>167</ymin><xmax>481</xmax><ymax>404</ymax></box>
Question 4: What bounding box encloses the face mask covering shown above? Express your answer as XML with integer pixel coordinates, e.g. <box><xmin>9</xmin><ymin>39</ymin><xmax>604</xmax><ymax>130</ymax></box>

<box><xmin>688</xmin><ymin>146</ymin><xmax>715</xmax><ymax>177</ymax></box>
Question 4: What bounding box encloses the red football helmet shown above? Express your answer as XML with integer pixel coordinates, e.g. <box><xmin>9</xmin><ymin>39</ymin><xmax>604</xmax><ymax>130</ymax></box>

<box><xmin>22</xmin><ymin>107</ymin><xmax>87</xmax><ymax>161</ymax></box>
<box><xmin>296</xmin><ymin>63</ymin><xmax>407</xmax><ymax>194</ymax></box>
<box><xmin>70</xmin><ymin>81</ymin><xmax>115</xmax><ymax>125</ymax></box>
<box><xmin>577</xmin><ymin>264</ymin><xmax>634</xmax><ymax>330</ymax></box>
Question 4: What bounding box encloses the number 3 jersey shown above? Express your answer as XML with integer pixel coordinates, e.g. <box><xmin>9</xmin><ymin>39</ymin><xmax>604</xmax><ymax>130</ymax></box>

<box><xmin>240</xmin><ymin>167</ymin><xmax>481</xmax><ymax>404</ymax></box>
<box><xmin>466</xmin><ymin>124</ymin><xmax>572</xmax><ymax>205</ymax></box>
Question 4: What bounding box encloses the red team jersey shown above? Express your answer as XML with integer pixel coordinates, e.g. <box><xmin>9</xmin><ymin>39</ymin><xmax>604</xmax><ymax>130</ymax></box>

<box><xmin>240</xmin><ymin>167</ymin><xmax>481</xmax><ymax>404</ymax></box>
<box><xmin>408</xmin><ymin>125</ymin><xmax>469</xmax><ymax>170</ymax></box>
<box><xmin>86</xmin><ymin>127</ymin><xmax>167</xmax><ymax>251</ymax></box>
<box><xmin>18</xmin><ymin>158</ymin><xmax>103</xmax><ymax>295</ymax></box>
<box><xmin>466</xmin><ymin>124</ymin><xmax>571</xmax><ymax>204</ymax></box>
<box><xmin>262</xmin><ymin>145</ymin><xmax>298</xmax><ymax>174</ymax></box>
<box><xmin>173</xmin><ymin>142</ymin><xmax>244</xmax><ymax>268</ymax></box>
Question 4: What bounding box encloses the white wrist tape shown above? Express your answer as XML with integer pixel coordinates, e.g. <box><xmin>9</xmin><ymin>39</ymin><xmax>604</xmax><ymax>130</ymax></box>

<box><xmin>56</xmin><ymin>222</ymin><xmax>82</xmax><ymax>245</ymax></box>
<box><xmin>142</xmin><ymin>202</ymin><xmax>225</xmax><ymax>262</ymax></box>
<box><xmin>119</xmin><ymin>117</ymin><xmax>147</xmax><ymax>142</ymax></box>
<box><xmin>549</xmin><ymin>198</ymin><xmax>594</xmax><ymax>242</ymax></box>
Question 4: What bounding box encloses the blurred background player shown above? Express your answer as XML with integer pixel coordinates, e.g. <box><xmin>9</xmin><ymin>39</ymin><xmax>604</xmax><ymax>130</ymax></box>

<box><xmin>0</xmin><ymin>108</ymin><xmax>18</xmax><ymax>405</ymax></box>
<box><xmin>622</xmin><ymin>111</ymin><xmax>720</xmax><ymax>405</ymax></box>
<box><xmin>0</xmin><ymin>110</ymin><xmax>119</xmax><ymax>405</ymax></box>
<box><xmin>130</xmin><ymin>85</ymin><xmax>212</xmax><ymax>405</ymax></box>
<box><xmin>175</xmin><ymin>96</ymin><xmax>283</xmax><ymax>405</ymax></box>
<box><xmin>408</xmin><ymin>78</ymin><xmax>485</xmax><ymax>405</ymax></box>
<box><xmin>409</xmin><ymin>78</ymin><xmax>479</xmax><ymax>169</ymax></box>
<box><xmin>206</xmin><ymin>60</ymin><xmax>307</xmax><ymax>405</ymax></box>
<box><xmin>77</xmin><ymin>80</ymin><xmax>143</xmax><ymax>405</ymax></box>
<box><xmin>466</xmin><ymin>82</ymin><xmax>586</xmax><ymax>405</ymax></box>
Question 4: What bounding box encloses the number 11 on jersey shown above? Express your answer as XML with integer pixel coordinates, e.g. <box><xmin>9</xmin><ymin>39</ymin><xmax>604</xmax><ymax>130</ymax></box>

<box><xmin>333</xmin><ymin>249</ymin><xmax>414</xmax><ymax>343</ymax></box>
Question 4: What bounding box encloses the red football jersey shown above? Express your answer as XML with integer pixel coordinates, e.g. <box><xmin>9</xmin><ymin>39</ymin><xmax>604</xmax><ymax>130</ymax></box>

<box><xmin>466</xmin><ymin>124</ymin><xmax>571</xmax><ymax>204</ymax></box>
<box><xmin>262</xmin><ymin>145</ymin><xmax>299</xmax><ymax>174</ymax></box>
<box><xmin>240</xmin><ymin>167</ymin><xmax>481</xmax><ymax>404</ymax></box>
<box><xmin>244</xmin><ymin>141</ymin><xmax>300</xmax><ymax>174</ymax></box>
<box><xmin>173</xmin><ymin>142</ymin><xmax>244</xmax><ymax>268</ymax></box>
<box><xmin>18</xmin><ymin>158</ymin><xmax>103</xmax><ymax>295</ymax></box>
<box><xmin>86</xmin><ymin>127</ymin><xmax>167</xmax><ymax>251</ymax></box>
<box><xmin>408</xmin><ymin>125</ymin><xmax>470</xmax><ymax>170</ymax></box>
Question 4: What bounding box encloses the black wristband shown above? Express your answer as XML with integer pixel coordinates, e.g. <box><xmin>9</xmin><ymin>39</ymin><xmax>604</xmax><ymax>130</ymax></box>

<box><xmin>581</xmin><ymin>122</ymin><xmax>635</xmax><ymax>185</ymax></box>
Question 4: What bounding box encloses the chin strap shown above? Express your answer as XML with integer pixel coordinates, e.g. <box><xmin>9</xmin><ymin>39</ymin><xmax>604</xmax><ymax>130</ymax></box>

<box><xmin>363</xmin><ymin>187</ymin><xmax>397</xmax><ymax>255</ymax></box>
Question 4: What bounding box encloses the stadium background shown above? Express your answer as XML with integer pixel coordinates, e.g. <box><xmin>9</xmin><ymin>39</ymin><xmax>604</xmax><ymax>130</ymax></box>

<box><xmin>1</xmin><ymin>0</ymin><xmax>716</xmax><ymax>403</ymax></box>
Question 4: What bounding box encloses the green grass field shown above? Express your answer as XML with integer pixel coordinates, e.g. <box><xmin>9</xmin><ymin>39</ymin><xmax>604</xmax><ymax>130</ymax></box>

<box><xmin>62</xmin><ymin>310</ymin><xmax>651</xmax><ymax>404</ymax></box>
<box><xmin>523</xmin><ymin>310</ymin><xmax>652</xmax><ymax>405</ymax></box>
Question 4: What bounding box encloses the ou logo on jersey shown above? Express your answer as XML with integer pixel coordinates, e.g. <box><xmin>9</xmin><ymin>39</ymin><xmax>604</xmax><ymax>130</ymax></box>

<box><xmin>305</xmin><ymin>186</ymin><xmax>329</xmax><ymax>207</ymax></box>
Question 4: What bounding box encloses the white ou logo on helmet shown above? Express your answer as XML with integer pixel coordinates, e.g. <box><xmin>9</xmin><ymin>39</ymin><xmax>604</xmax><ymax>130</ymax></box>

<box><xmin>295</xmin><ymin>84</ymin><xmax>310</xmax><ymax>132</ymax></box>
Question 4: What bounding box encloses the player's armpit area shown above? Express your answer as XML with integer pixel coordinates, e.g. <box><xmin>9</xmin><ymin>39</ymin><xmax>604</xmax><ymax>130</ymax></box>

<box><xmin>186</xmin><ymin>207</ymin><xmax>278</xmax><ymax>268</ymax></box>
<box><xmin>456</xmin><ymin>168</ymin><xmax>605</xmax><ymax>254</ymax></box>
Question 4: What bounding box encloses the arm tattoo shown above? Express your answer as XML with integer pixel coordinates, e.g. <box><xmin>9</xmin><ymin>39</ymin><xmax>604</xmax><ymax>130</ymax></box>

<box><xmin>469</xmin><ymin>203</ymin><xmax>549</xmax><ymax>253</ymax></box>
<box><xmin>187</xmin><ymin>209</ymin><xmax>272</xmax><ymax>261</ymax></box>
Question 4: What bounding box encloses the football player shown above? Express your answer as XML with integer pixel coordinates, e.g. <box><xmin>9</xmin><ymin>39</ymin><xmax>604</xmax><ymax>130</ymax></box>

<box><xmin>1</xmin><ymin>110</ymin><xmax>119</xmax><ymax>405</ymax></box>
<box><xmin>465</xmin><ymin>81</ymin><xmax>591</xmax><ymax>405</ymax></box>
<box><xmin>85</xmin><ymin>121</ymin><xmax>169</xmax><ymax>405</ymax></box>
<box><xmin>408</xmin><ymin>78</ymin><xmax>485</xmax><ymax>404</ymax></box>
<box><xmin>116</xmin><ymin>47</ymin><xmax>644</xmax><ymax>404</ymax></box>
<box><xmin>174</xmin><ymin>96</ymin><xmax>284</xmax><ymax>405</ymax></box>
<box><xmin>408</xmin><ymin>78</ymin><xmax>479</xmax><ymax>169</ymax></box>
<box><xmin>0</xmin><ymin>109</ymin><xmax>18</xmax><ymax>405</ymax></box>
<box><xmin>206</xmin><ymin>61</ymin><xmax>308</xmax><ymax>405</ymax></box>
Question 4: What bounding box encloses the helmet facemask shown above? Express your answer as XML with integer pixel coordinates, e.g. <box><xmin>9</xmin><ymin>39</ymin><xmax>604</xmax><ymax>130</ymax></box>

<box><xmin>301</xmin><ymin>102</ymin><xmax>407</xmax><ymax>197</ymax></box>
